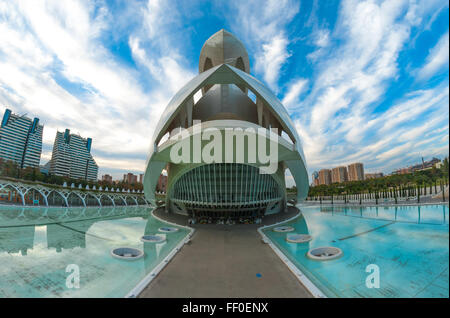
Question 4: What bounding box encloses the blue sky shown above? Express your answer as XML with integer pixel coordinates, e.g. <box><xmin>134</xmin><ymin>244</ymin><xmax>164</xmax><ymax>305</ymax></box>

<box><xmin>0</xmin><ymin>0</ymin><xmax>448</xmax><ymax>185</ymax></box>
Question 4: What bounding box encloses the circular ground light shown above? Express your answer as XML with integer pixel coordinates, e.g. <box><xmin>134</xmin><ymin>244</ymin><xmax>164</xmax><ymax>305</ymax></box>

<box><xmin>140</xmin><ymin>235</ymin><xmax>166</xmax><ymax>243</ymax></box>
<box><xmin>158</xmin><ymin>227</ymin><xmax>179</xmax><ymax>233</ymax></box>
<box><xmin>111</xmin><ymin>247</ymin><xmax>144</xmax><ymax>260</ymax></box>
<box><xmin>307</xmin><ymin>246</ymin><xmax>343</xmax><ymax>261</ymax></box>
<box><xmin>286</xmin><ymin>233</ymin><xmax>312</xmax><ymax>243</ymax></box>
<box><xmin>273</xmin><ymin>226</ymin><xmax>295</xmax><ymax>232</ymax></box>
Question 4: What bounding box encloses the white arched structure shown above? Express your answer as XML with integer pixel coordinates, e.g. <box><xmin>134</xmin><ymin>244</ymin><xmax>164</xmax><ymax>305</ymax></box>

<box><xmin>0</xmin><ymin>180</ymin><xmax>148</xmax><ymax>207</ymax></box>
<box><xmin>143</xmin><ymin>30</ymin><xmax>308</xmax><ymax>218</ymax></box>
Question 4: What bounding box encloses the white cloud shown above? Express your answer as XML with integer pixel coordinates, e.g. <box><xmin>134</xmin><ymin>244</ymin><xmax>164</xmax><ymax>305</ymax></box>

<box><xmin>255</xmin><ymin>35</ymin><xmax>292</xmax><ymax>90</ymax></box>
<box><xmin>287</xmin><ymin>0</ymin><xmax>449</xmax><ymax>182</ymax></box>
<box><xmin>282</xmin><ymin>78</ymin><xmax>308</xmax><ymax>109</ymax></box>
<box><xmin>375</xmin><ymin>142</ymin><xmax>412</xmax><ymax>161</ymax></box>
<box><xmin>129</xmin><ymin>36</ymin><xmax>195</xmax><ymax>96</ymax></box>
<box><xmin>417</xmin><ymin>31</ymin><xmax>449</xmax><ymax>80</ymax></box>
<box><xmin>0</xmin><ymin>0</ymin><xmax>195</xmax><ymax>177</ymax></box>
<box><xmin>314</xmin><ymin>29</ymin><xmax>330</xmax><ymax>47</ymax></box>
<box><xmin>227</xmin><ymin>0</ymin><xmax>300</xmax><ymax>91</ymax></box>
<box><xmin>378</xmin><ymin>85</ymin><xmax>449</xmax><ymax>133</ymax></box>
<box><xmin>307</xmin><ymin>28</ymin><xmax>331</xmax><ymax>61</ymax></box>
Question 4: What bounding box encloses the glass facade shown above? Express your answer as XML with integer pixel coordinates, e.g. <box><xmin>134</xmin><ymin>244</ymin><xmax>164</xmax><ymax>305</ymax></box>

<box><xmin>171</xmin><ymin>163</ymin><xmax>282</xmax><ymax>217</ymax></box>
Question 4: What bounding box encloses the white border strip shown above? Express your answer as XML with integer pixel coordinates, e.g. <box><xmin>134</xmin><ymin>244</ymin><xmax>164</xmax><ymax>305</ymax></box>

<box><xmin>258</xmin><ymin>208</ymin><xmax>327</xmax><ymax>298</ymax></box>
<box><xmin>301</xmin><ymin>202</ymin><xmax>449</xmax><ymax>208</ymax></box>
<box><xmin>125</xmin><ymin>209</ymin><xmax>195</xmax><ymax>298</ymax></box>
<box><xmin>0</xmin><ymin>203</ymin><xmax>151</xmax><ymax>208</ymax></box>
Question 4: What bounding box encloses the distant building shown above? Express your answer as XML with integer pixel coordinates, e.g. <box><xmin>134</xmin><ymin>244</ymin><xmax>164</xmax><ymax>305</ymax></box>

<box><xmin>139</xmin><ymin>173</ymin><xmax>144</xmax><ymax>184</ymax></box>
<box><xmin>123</xmin><ymin>172</ymin><xmax>138</xmax><ymax>184</ymax></box>
<box><xmin>156</xmin><ymin>174</ymin><xmax>168</xmax><ymax>193</ymax></box>
<box><xmin>348</xmin><ymin>163</ymin><xmax>364</xmax><ymax>181</ymax></box>
<box><xmin>414</xmin><ymin>157</ymin><xmax>441</xmax><ymax>171</ymax></box>
<box><xmin>102</xmin><ymin>174</ymin><xmax>113</xmax><ymax>184</ymax></box>
<box><xmin>392</xmin><ymin>157</ymin><xmax>441</xmax><ymax>174</ymax></box>
<box><xmin>331</xmin><ymin>166</ymin><xmax>348</xmax><ymax>183</ymax></box>
<box><xmin>392</xmin><ymin>167</ymin><xmax>411</xmax><ymax>175</ymax></box>
<box><xmin>311</xmin><ymin>171</ymin><xmax>319</xmax><ymax>186</ymax></box>
<box><xmin>49</xmin><ymin>129</ymin><xmax>98</xmax><ymax>181</ymax></box>
<box><xmin>0</xmin><ymin>108</ymin><xmax>43</xmax><ymax>168</ymax></box>
<box><xmin>318</xmin><ymin>169</ymin><xmax>332</xmax><ymax>185</ymax></box>
<box><xmin>365</xmin><ymin>172</ymin><xmax>384</xmax><ymax>179</ymax></box>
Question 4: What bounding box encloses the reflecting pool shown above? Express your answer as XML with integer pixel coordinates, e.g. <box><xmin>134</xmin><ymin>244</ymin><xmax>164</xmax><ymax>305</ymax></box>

<box><xmin>0</xmin><ymin>206</ymin><xmax>189</xmax><ymax>297</ymax></box>
<box><xmin>264</xmin><ymin>205</ymin><xmax>449</xmax><ymax>298</ymax></box>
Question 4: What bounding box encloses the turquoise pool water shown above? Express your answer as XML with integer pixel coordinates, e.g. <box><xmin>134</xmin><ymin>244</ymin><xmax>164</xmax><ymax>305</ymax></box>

<box><xmin>0</xmin><ymin>206</ymin><xmax>189</xmax><ymax>297</ymax></box>
<box><xmin>264</xmin><ymin>204</ymin><xmax>449</xmax><ymax>298</ymax></box>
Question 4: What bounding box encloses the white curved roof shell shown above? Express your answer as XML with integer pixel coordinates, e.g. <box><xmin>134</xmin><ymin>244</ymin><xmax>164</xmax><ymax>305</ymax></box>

<box><xmin>144</xmin><ymin>63</ymin><xmax>309</xmax><ymax>204</ymax></box>
<box><xmin>149</xmin><ymin>63</ymin><xmax>305</xmax><ymax>161</ymax></box>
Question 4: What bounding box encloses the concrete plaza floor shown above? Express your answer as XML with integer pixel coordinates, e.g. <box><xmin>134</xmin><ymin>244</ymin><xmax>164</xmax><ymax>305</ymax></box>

<box><xmin>139</xmin><ymin>207</ymin><xmax>312</xmax><ymax>298</ymax></box>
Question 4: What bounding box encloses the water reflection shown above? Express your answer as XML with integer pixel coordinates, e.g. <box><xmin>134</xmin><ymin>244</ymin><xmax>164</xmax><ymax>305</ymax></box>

<box><xmin>142</xmin><ymin>217</ymin><xmax>168</xmax><ymax>270</ymax></box>
<box><xmin>47</xmin><ymin>223</ymin><xmax>91</xmax><ymax>252</ymax></box>
<box><xmin>0</xmin><ymin>206</ymin><xmax>150</xmax><ymax>227</ymax></box>
<box><xmin>0</xmin><ymin>226</ymin><xmax>35</xmax><ymax>256</ymax></box>
<box><xmin>283</xmin><ymin>214</ymin><xmax>310</xmax><ymax>255</ymax></box>
<box><xmin>271</xmin><ymin>205</ymin><xmax>449</xmax><ymax>298</ymax></box>
<box><xmin>313</xmin><ymin>205</ymin><xmax>448</xmax><ymax>225</ymax></box>
<box><xmin>0</xmin><ymin>206</ymin><xmax>152</xmax><ymax>256</ymax></box>
<box><xmin>0</xmin><ymin>205</ymin><xmax>190</xmax><ymax>297</ymax></box>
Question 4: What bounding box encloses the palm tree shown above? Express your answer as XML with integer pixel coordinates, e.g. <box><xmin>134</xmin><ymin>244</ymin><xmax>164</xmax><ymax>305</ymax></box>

<box><xmin>394</xmin><ymin>186</ymin><xmax>398</xmax><ymax>204</ymax></box>
<box><xmin>417</xmin><ymin>184</ymin><xmax>420</xmax><ymax>203</ymax></box>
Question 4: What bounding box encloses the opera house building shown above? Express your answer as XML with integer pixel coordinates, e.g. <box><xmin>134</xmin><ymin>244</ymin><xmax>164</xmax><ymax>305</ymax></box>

<box><xmin>143</xmin><ymin>29</ymin><xmax>308</xmax><ymax>219</ymax></box>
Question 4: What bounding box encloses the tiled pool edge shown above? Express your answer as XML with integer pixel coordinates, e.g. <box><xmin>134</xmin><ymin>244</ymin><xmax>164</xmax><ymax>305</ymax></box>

<box><xmin>257</xmin><ymin>207</ymin><xmax>327</xmax><ymax>298</ymax></box>
<box><xmin>125</xmin><ymin>209</ymin><xmax>195</xmax><ymax>298</ymax></box>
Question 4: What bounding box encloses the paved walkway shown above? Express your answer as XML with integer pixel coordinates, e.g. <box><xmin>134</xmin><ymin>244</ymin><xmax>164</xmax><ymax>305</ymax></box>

<box><xmin>139</xmin><ymin>207</ymin><xmax>312</xmax><ymax>298</ymax></box>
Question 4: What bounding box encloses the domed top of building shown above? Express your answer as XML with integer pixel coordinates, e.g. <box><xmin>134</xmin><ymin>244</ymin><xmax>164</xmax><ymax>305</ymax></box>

<box><xmin>199</xmin><ymin>29</ymin><xmax>250</xmax><ymax>74</ymax></box>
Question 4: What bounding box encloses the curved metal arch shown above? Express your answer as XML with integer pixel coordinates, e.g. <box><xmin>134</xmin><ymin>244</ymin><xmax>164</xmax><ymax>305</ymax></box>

<box><xmin>22</xmin><ymin>186</ymin><xmax>49</xmax><ymax>206</ymax></box>
<box><xmin>1</xmin><ymin>183</ymin><xmax>20</xmax><ymax>192</ymax></box>
<box><xmin>139</xmin><ymin>196</ymin><xmax>150</xmax><ymax>205</ymax></box>
<box><xmin>110</xmin><ymin>194</ymin><xmax>127</xmax><ymax>206</ymax></box>
<box><xmin>34</xmin><ymin>186</ymin><xmax>52</xmax><ymax>197</ymax></box>
<box><xmin>83</xmin><ymin>192</ymin><xmax>102</xmax><ymax>207</ymax></box>
<box><xmin>0</xmin><ymin>181</ymin><xmax>155</xmax><ymax>207</ymax></box>
<box><xmin>0</xmin><ymin>183</ymin><xmax>25</xmax><ymax>205</ymax></box>
<box><xmin>118</xmin><ymin>195</ymin><xmax>128</xmax><ymax>206</ymax></box>
<box><xmin>136</xmin><ymin>195</ymin><xmax>148</xmax><ymax>205</ymax></box>
<box><xmin>32</xmin><ymin>187</ymin><xmax>49</xmax><ymax>206</ymax></box>
<box><xmin>66</xmin><ymin>191</ymin><xmax>86</xmax><ymax>207</ymax></box>
<box><xmin>144</xmin><ymin>119</ymin><xmax>308</xmax><ymax>204</ymax></box>
<box><xmin>46</xmin><ymin>189</ymin><xmax>69</xmax><ymax>207</ymax></box>
<box><xmin>144</xmin><ymin>63</ymin><xmax>309</xmax><ymax>203</ymax></box>
<box><xmin>150</xmin><ymin>64</ymin><xmax>303</xmax><ymax>158</ymax></box>
<box><xmin>100</xmin><ymin>194</ymin><xmax>115</xmax><ymax>207</ymax></box>
<box><xmin>125</xmin><ymin>195</ymin><xmax>139</xmax><ymax>206</ymax></box>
